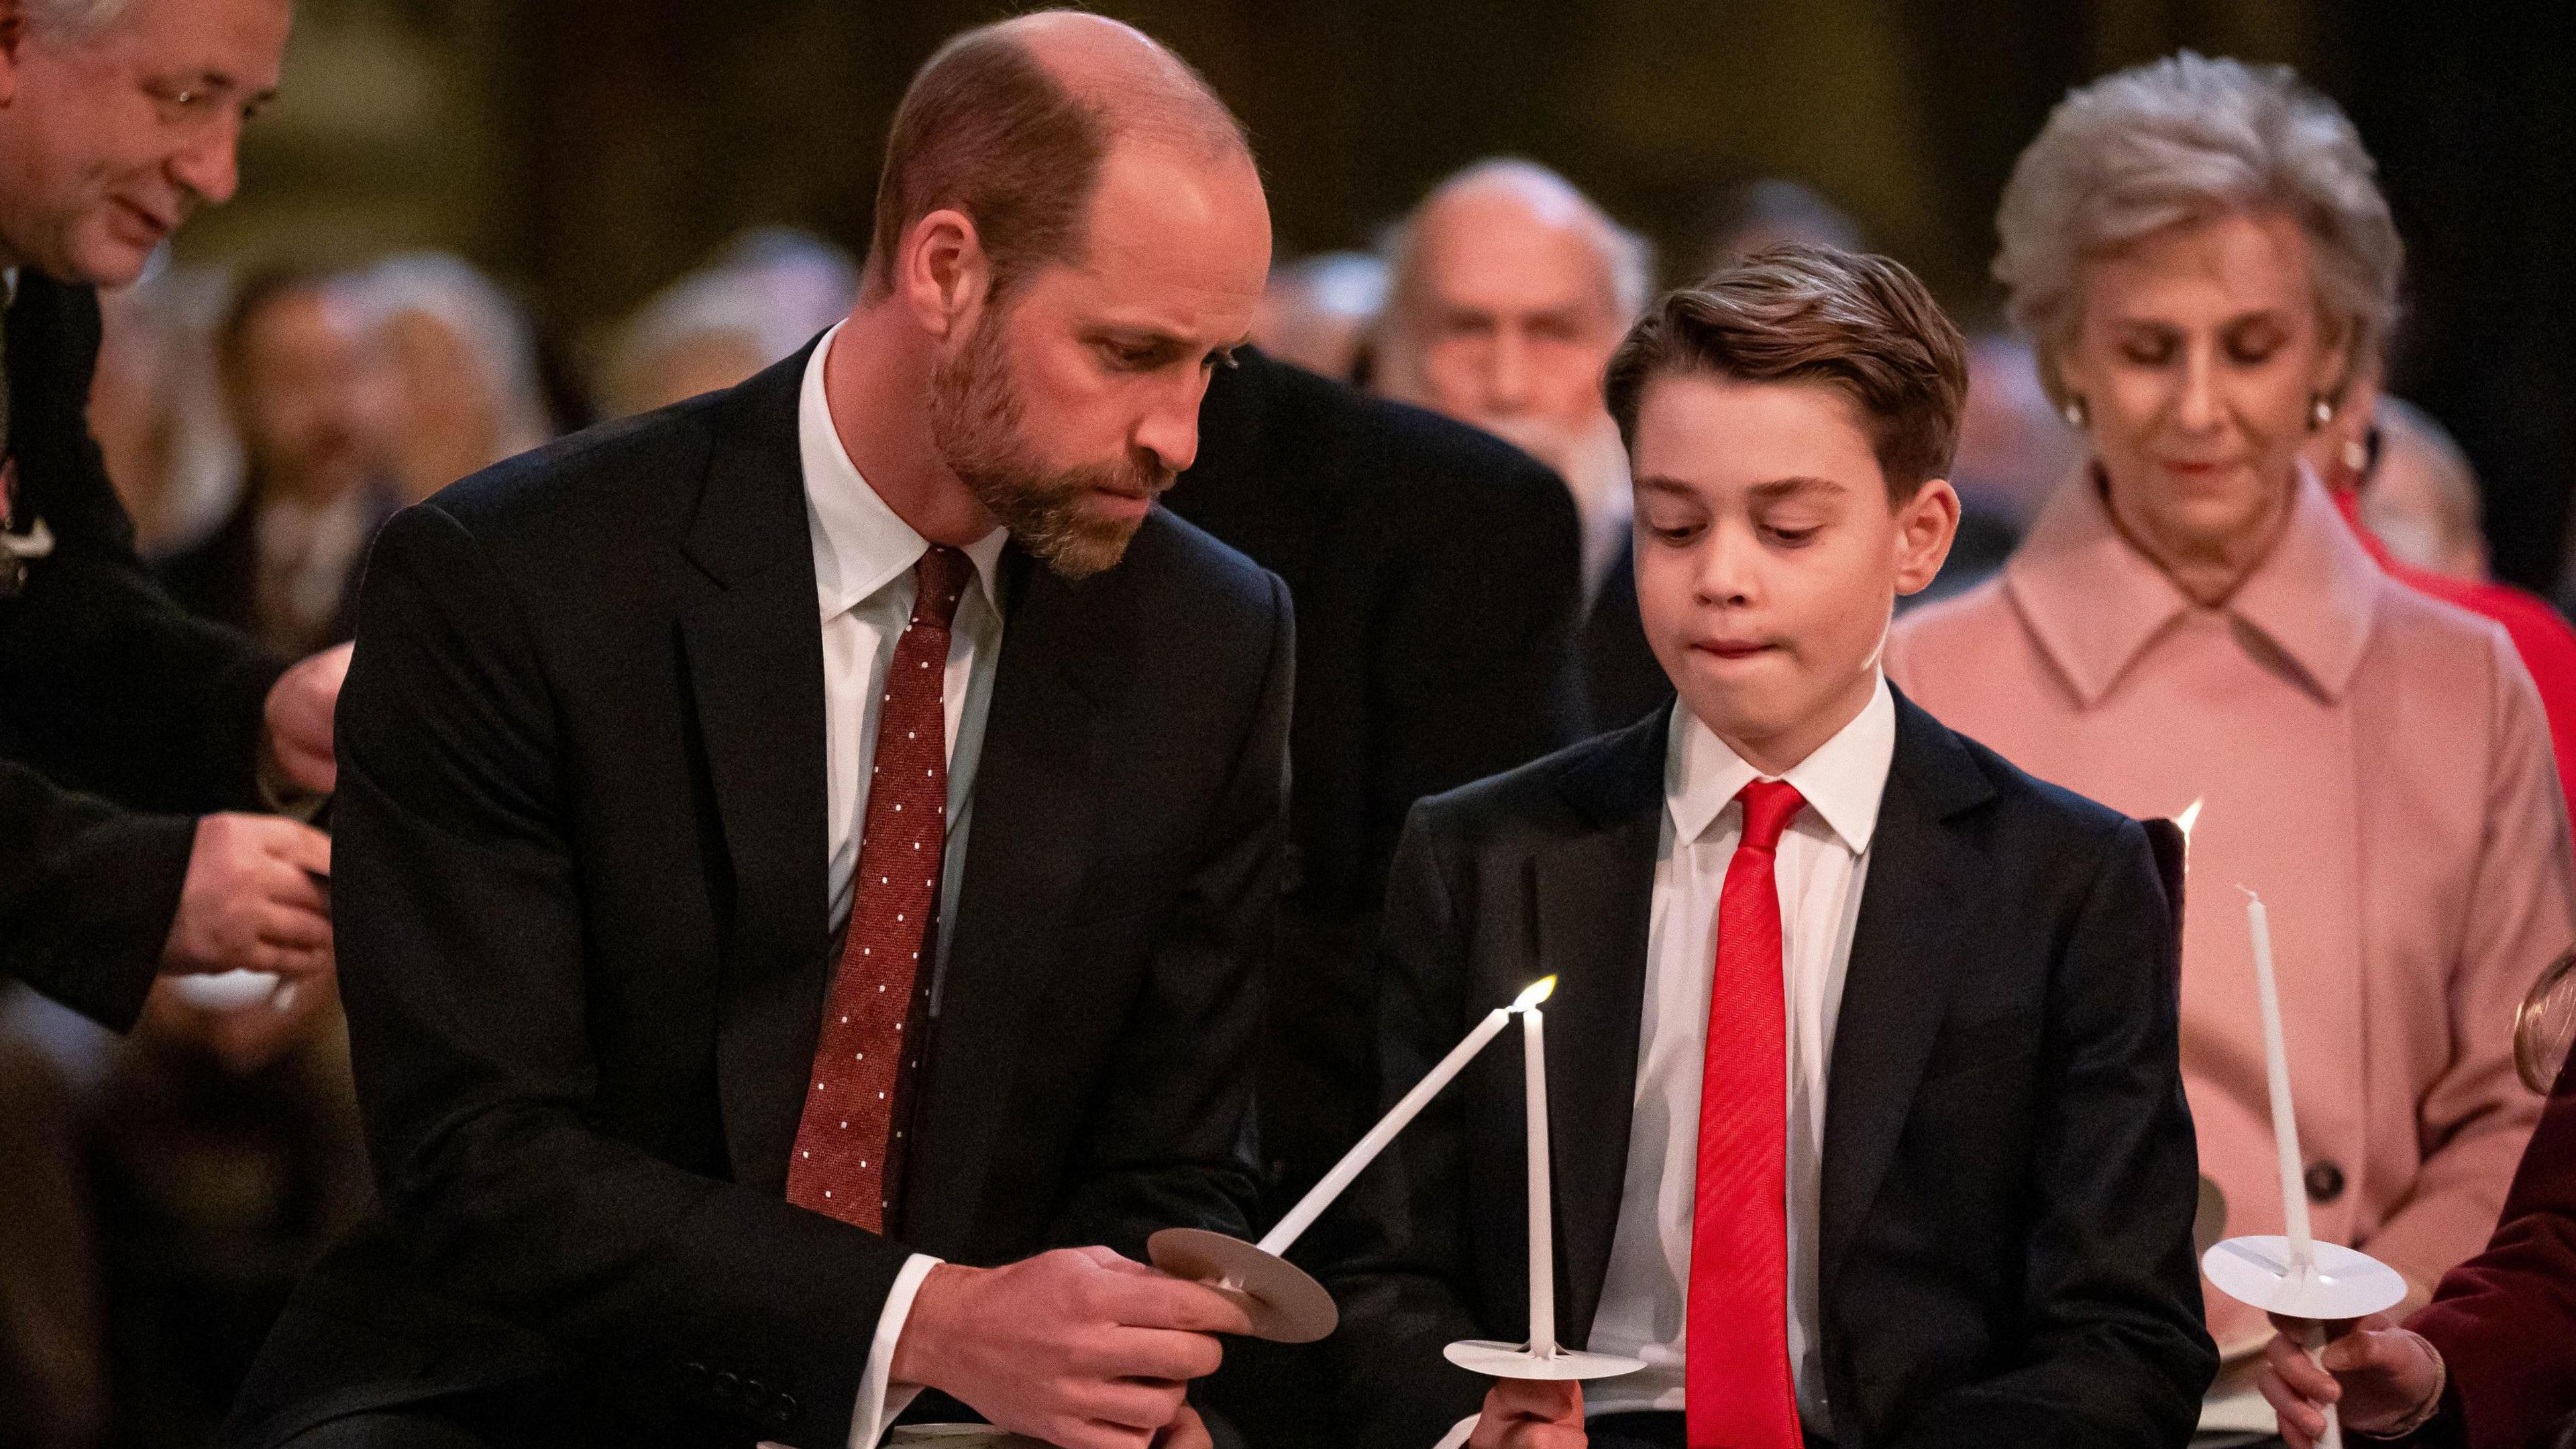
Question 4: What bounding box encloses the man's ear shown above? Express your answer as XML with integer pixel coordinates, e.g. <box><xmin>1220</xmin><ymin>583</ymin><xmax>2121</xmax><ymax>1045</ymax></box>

<box><xmin>1892</xmin><ymin>476</ymin><xmax>1961</xmax><ymax>597</ymax></box>
<box><xmin>896</xmin><ymin>207</ymin><xmax>992</xmax><ymax>345</ymax></box>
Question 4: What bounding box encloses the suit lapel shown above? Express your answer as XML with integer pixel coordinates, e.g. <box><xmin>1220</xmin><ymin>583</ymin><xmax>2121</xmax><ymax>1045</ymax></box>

<box><xmin>674</xmin><ymin>345</ymin><xmax>836</xmax><ymax>1193</ymax></box>
<box><xmin>1818</xmin><ymin>692</ymin><xmax>1996</xmax><ymax>1297</ymax></box>
<box><xmin>900</xmin><ymin>546</ymin><xmax>1120</xmax><ymax>1258</ymax></box>
<box><xmin>1534</xmin><ymin>712</ymin><xmax>1667</xmax><ymax>1343</ymax></box>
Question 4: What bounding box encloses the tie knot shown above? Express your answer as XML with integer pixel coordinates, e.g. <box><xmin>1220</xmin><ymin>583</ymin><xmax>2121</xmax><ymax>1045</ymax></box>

<box><xmin>1735</xmin><ymin>780</ymin><xmax>1806</xmax><ymax>853</ymax></box>
<box><xmin>910</xmin><ymin>545</ymin><xmax>973</xmax><ymax>629</ymax></box>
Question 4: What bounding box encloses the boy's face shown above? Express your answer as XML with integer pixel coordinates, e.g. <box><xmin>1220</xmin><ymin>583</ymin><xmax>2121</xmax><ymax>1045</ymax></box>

<box><xmin>1630</xmin><ymin>371</ymin><xmax>1957</xmax><ymax>772</ymax></box>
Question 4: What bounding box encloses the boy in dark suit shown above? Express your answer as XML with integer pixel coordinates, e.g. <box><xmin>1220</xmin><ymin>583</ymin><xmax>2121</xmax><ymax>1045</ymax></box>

<box><xmin>1324</xmin><ymin>246</ymin><xmax>2216</xmax><ymax>1449</ymax></box>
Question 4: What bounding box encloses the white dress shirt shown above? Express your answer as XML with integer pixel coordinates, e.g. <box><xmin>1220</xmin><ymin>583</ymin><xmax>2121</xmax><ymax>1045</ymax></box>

<box><xmin>790</xmin><ymin>323</ymin><xmax>1009</xmax><ymax>1449</ymax></box>
<box><xmin>1583</xmin><ymin>676</ymin><xmax>1896</xmax><ymax>1436</ymax></box>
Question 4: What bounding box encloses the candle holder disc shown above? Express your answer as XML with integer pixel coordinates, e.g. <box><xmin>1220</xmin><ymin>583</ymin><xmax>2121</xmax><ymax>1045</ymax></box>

<box><xmin>1146</xmin><ymin>1227</ymin><xmax>1339</xmax><ymax>1343</ymax></box>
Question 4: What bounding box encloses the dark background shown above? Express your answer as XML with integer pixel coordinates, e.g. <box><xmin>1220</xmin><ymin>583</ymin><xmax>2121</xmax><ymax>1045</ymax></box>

<box><xmin>176</xmin><ymin>0</ymin><xmax>2576</xmax><ymax>586</ymax></box>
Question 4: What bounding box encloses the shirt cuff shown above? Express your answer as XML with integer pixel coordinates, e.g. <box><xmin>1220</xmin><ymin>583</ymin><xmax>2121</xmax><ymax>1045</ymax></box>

<box><xmin>846</xmin><ymin>1252</ymin><xmax>943</xmax><ymax>1449</ymax></box>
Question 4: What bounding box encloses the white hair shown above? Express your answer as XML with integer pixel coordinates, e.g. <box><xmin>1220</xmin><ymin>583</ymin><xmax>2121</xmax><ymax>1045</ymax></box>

<box><xmin>23</xmin><ymin>0</ymin><xmax>135</xmax><ymax>40</ymax></box>
<box><xmin>347</xmin><ymin>252</ymin><xmax>553</xmax><ymax>458</ymax></box>
<box><xmin>1380</xmin><ymin>158</ymin><xmax>1656</xmax><ymax>326</ymax></box>
<box><xmin>1994</xmin><ymin>51</ymin><xmax>2402</xmax><ymax>406</ymax></box>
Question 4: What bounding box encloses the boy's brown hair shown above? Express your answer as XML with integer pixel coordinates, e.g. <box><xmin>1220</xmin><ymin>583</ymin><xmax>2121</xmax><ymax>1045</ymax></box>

<box><xmin>1604</xmin><ymin>244</ymin><xmax>1969</xmax><ymax>500</ymax></box>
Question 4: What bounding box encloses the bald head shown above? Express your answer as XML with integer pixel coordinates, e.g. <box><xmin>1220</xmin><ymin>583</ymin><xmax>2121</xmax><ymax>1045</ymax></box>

<box><xmin>864</xmin><ymin>10</ymin><xmax>1250</xmax><ymax>302</ymax></box>
<box><xmin>1375</xmin><ymin>160</ymin><xmax>1650</xmax><ymax>473</ymax></box>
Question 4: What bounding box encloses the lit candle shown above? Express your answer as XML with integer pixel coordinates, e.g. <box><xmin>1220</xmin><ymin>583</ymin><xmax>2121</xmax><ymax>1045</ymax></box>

<box><xmin>2243</xmin><ymin>888</ymin><xmax>2315</xmax><ymax>1272</ymax></box>
<box><xmin>1523</xmin><ymin>994</ymin><xmax>1557</xmax><ymax>1356</ymax></box>
<box><xmin>1259</xmin><ymin>976</ymin><xmax>1557</xmax><ymax>1256</ymax></box>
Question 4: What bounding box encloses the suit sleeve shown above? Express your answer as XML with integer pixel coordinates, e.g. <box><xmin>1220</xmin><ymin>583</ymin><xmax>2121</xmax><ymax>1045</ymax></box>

<box><xmin>1045</xmin><ymin>570</ymin><xmax>1289</xmax><ymax>1254</ymax></box>
<box><xmin>335</xmin><ymin>504</ymin><xmax>911</xmax><ymax>1449</ymax></box>
<box><xmin>1889</xmin><ymin>818</ymin><xmax>2218</xmax><ymax>1449</ymax></box>
<box><xmin>0</xmin><ymin>759</ymin><xmax>191</xmax><ymax>1030</ymax></box>
<box><xmin>2366</xmin><ymin>632</ymin><xmax>2567</xmax><ymax>1299</ymax></box>
<box><xmin>2400</xmin><ymin>1065</ymin><xmax>2576</xmax><ymax>1449</ymax></box>
<box><xmin>0</xmin><ymin>282</ymin><xmax>284</xmax><ymax>814</ymax></box>
<box><xmin>1318</xmin><ymin>800</ymin><xmax>1496</xmax><ymax>1449</ymax></box>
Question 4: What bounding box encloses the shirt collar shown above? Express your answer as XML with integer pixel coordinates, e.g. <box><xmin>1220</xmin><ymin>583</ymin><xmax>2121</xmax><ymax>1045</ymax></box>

<box><xmin>2003</xmin><ymin>461</ymin><xmax>2381</xmax><ymax>707</ymax></box>
<box><xmin>1666</xmin><ymin>671</ymin><xmax>1896</xmax><ymax>855</ymax></box>
<box><xmin>800</xmin><ymin>321</ymin><xmax>1006</xmax><ymax>622</ymax></box>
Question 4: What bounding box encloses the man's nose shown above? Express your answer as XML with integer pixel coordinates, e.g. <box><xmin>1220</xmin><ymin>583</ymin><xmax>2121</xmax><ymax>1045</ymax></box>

<box><xmin>1483</xmin><ymin>328</ymin><xmax>1534</xmax><ymax>413</ymax></box>
<box><xmin>168</xmin><ymin>117</ymin><xmax>244</xmax><ymax>207</ymax></box>
<box><xmin>1136</xmin><ymin>382</ymin><xmax>1205</xmax><ymax>477</ymax></box>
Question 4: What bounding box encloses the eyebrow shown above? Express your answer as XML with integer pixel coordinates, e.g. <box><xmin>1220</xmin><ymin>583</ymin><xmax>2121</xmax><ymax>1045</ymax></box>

<box><xmin>1633</xmin><ymin>474</ymin><xmax>1701</xmax><ymax>498</ymax></box>
<box><xmin>1748</xmin><ymin>476</ymin><xmax>1847</xmax><ymax>502</ymax></box>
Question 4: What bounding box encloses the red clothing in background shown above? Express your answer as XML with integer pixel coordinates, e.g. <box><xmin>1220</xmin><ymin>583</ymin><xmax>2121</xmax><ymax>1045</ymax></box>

<box><xmin>2333</xmin><ymin>488</ymin><xmax>2576</xmax><ymax>824</ymax></box>
<box><xmin>2402</xmin><ymin>1061</ymin><xmax>2576</xmax><ymax>1449</ymax></box>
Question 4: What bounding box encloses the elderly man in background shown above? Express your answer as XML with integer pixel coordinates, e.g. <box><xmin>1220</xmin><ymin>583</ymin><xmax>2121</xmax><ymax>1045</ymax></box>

<box><xmin>0</xmin><ymin>0</ymin><xmax>343</xmax><ymax>1030</ymax></box>
<box><xmin>159</xmin><ymin>269</ymin><xmax>400</xmax><ymax>655</ymax></box>
<box><xmin>1</xmin><ymin>0</ymin><xmax>347</xmax><ymax>1439</ymax></box>
<box><xmin>1373</xmin><ymin>158</ymin><xmax>1666</xmax><ymax>731</ymax></box>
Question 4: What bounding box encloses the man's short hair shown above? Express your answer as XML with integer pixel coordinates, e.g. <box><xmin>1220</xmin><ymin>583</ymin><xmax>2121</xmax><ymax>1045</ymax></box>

<box><xmin>863</xmin><ymin>18</ymin><xmax>1244</xmax><ymax>306</ymax></box>
<box><xmin>1605</xmin><ymin>244</ymin><xmax>1968</xmax><ymax>500</ymax></box>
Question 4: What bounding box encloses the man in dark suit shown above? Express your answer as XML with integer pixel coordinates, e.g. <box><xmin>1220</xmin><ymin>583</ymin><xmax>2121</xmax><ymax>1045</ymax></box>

<box><xmin>226</xmin><ymin>15</ymin><xmax>1289</xmax><ymax>1449</ymax></box>
<box><xmin>1366</xmin><ymin>160</ymin><xmax>1670</xmax><ymax>735</ymax></box>
<box><xmin>1171</xmin><ymin>348</ymin><xmax>1589</xmax><ymax>1211</ymax></box>
<box><xmin>0</xmin><ymin>0</ymin><xmax>343</xmax><ymax>1028</ymax></box>
<box><xmin>1170</xmin><ymin>349</ymin><xmax>1589</xmax><ymax>1448</ymax></box>
<box><xmin>1325</xmin><ymin>250</ymin><xmax>2213</xmax><ymax>1448</ymax></box>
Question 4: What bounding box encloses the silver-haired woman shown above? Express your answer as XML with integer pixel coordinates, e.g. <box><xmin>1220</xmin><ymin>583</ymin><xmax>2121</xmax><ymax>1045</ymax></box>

<box><xmin>1887</xmin><ymin>50</ymin><xmax>2576</xmax><ymax>1409</ymax></box>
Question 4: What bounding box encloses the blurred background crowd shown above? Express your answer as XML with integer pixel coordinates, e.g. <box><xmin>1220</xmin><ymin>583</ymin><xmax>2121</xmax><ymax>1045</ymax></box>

<box><xmin>4</xmin><ymin>1</ymin><xmax>2573</xmax><ymax>1446</ymax></box>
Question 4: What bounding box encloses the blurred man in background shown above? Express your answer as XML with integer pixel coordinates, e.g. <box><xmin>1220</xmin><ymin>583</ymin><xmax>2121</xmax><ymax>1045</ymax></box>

<box><xmin>1373</xmin><ymin>158</ymin><xmax>1666</xmax><ymax>730</ymax></box>
<box><xmin>160</xmin><ymin>269</ymin><xmax>400</xmax><ymax>655</ymax></box>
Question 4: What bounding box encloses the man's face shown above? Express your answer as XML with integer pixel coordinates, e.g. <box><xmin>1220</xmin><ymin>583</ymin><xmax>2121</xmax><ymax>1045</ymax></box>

<box><xmin>930</xmin><ymin>138</ymin><xmax>1269</xmax><ymax>578</ymax></box>
<box><xmin>0</xmin><ymin>0</ymin><xmax>290</xmax><ymax>286</ymax></box>
<box><xmin>1380</xmin><ymin>188</ymin><xmax>1627</xmax><ymax>475</ymax></box>
<box><xmin>1630</xmin><ymin>372</ymin><xmax>1954</xmax><ymax>771</ymax></box>
<box><xmin>227</xmin><ymin>287</ymin><xmax>378</xmax><ymax>506</ymax></box>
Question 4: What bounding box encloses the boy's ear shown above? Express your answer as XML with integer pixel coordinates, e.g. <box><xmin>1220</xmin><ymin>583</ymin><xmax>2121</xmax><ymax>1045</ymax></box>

<box><xmin>1892</xmin><ymin>477</ymin><xmax>1960</xmax><ymax>597</ymax></box>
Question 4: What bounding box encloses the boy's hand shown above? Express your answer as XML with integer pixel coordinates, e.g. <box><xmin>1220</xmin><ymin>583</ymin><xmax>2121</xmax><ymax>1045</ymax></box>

<box><xmin>1467</xmin><ymin>1378</ymin><xmax>1585</xmax><ymax>1449</ymax></box>
<box><xmin>2257</xmin><ymin>1312</ymin><xmax>2444</xmax><ymax>1449</ymax></box>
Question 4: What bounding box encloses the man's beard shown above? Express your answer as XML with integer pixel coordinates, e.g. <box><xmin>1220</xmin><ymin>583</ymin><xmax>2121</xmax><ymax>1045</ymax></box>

<box><xmin>928</xmin><ymin>310</ymin><xmax>1171</xmax><ymax>580</ymax></box>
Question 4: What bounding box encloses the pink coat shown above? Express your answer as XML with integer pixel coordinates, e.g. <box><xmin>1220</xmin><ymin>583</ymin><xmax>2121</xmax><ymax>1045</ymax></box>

<box><xmin>1888</xmin><ymin>471</ymin><xmax>2574</xmax><ymax>1350</ymax></box>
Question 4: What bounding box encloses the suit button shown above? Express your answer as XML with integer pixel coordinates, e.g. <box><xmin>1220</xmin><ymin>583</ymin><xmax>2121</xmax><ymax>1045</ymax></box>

<box><xmin>2305</xmin><ymin>1161</ymin><xmax>2347</xmax><ymax>1203</ymax></box>
<box><xmin>715</xmin><ymin>1371</ymin><xmax>741</xmax><ymax>1401</ymax></box>
<box><xmin>770</xmin><ymin>1395</ymin><xmax>798</xmax><ymax>1427</ymax></box>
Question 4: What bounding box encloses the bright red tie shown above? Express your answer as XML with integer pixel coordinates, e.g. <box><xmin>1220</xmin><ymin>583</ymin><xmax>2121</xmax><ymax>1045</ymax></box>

<box><xmin>1686</xmin><ymin>779</ymin><xmax>1807</xmax><ymax>1449</ymax></box>
<box><xmin>786</xmin><ymin>545</ymin><xmax>973</xmax><ymax>1233</ymax></box>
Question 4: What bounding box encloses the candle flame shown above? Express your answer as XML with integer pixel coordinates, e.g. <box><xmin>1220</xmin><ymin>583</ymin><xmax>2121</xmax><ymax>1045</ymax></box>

<box><xmin>2175</xmin><ymin>798</ymin><xmax>2203</xmax><ymax>843</ymax></box>
<box><xmin>1513</xmin><ymin>975</ymin><xmax>1558</xmax><ymax>1012</ymax></box>
<box><xmin>2239</xmin><ymin>884</ymin><xmax>2261</xmax><ymax>905</ymax></box>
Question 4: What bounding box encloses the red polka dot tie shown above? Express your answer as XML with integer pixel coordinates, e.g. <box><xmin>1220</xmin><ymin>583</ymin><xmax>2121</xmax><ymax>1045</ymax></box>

<box><xmin>1686</xmin><ymin>779</ymin><xmax>1807</xmax><ymax>1449</ymax></box>
<box><xmin>786</xmin><ymin>545</ymin><xmax>973</xmax><ymax>1232</ymax></box>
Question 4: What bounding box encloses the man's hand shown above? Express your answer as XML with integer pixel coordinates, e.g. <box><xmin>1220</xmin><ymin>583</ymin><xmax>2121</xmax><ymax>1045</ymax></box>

<box><xmin>889</xmin><ymin>1246</ymin><xmax>1250</xmax><ymax>1449</ymax></box>
<box><xmin>2259</xmin><ymin>1313</ymin><xmax>2444</xmax><ymax>1449</ymax></box>
<box><xmin>1468</xmin><ymin>1378</ymin><xmax>1585</xmax><ymax>1449</ymax></box>
<box><xmin>160</xmin><ymin>814</ymin><xmax>333</xmax><ymax>983</ymax></box>
<box><xmin>264</xmin><ymin>643</ymin><xmax>352</xmax><ymax>796</ymax></box>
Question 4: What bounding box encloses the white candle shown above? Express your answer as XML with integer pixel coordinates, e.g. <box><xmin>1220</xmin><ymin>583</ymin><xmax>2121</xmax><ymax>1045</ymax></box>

<box><xmin>2244</xmin><ymin>888</ymin><xmax>2316</xmax><ymax>1271</ymax></box>
<box><xmin>1258</xmin><ymin>977</ymin><xmax>1554</xmax><ymax>1255</ymax></box>
<box><xmin>1523</xmin><ymin>1000</ymin><xmax>1557</xmax><ymax>1356</ymax></box>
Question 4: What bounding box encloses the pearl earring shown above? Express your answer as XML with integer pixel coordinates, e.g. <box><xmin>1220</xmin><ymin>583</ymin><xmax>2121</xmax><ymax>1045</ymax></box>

<box><xmin>2312</xmin><ymin>394</ymin><xmax>2337</xmax><ymax>429</ymax></box>
<box><xmin>2062</xmin><ymin>394</ymin><xmax>2090</xmax><ymax>430</ymax></box>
